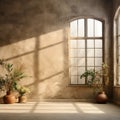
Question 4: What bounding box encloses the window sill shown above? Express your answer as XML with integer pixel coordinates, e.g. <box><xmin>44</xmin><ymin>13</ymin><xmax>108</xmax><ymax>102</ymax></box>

<box><xmin>113</xmin><ymin>86</ymin><xmax>120</xmax><ymax>88</ymax></box>
<box><xmin>68</xmin><ymin>84</ymin><xmax>89</xmax><ymax>87</ymax></box>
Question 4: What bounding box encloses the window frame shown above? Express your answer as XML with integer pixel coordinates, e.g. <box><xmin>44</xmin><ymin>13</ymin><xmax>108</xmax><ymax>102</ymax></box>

<box><xmin>69</xmin><ymin>17</ymin><xmax>105</xmax><ymax>86</ymax></box>
<box><xmin>114</xmin><ymin>7</ymin><xmax>120</xmax><ymax>86</ymax></box>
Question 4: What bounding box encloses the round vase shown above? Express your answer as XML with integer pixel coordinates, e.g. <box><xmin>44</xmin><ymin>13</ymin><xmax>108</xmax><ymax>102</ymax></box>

<box><xmin>96</xmin><ymin>91</ymin><xmax>108</xmax><ymax>104</ymax></box>
<box><xmin>4</xmin><ymin>92</ymin><xmax>16</xmax><ymax>104</ymax></box>
<box><xmin>19</xmin><ymin>95</ymin><xmax>27</xmax><ymax>103</ymax></box>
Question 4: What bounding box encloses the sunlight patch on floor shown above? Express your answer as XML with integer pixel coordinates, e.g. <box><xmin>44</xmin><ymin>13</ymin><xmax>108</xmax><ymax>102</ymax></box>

<box><xmin>0</xmin><ymin>102</ymin><xmax>78</xmax><ymax>113</ymax></box>
<box><xmin>0</xmin><ymin>102</ymin><xmax>105</xmax><ymax>114</ymax></box>
<box><xmin>75</xmin><ymin>103</ymin><xmax>105</xmax><ymax>114</ymax></box>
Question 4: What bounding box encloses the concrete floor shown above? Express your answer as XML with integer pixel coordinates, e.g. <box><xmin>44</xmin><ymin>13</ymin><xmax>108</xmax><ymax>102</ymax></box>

<box><xmin>0</xmin><ymin>102</ymin><xmax>120</xmax><ymax>120</ymax></box>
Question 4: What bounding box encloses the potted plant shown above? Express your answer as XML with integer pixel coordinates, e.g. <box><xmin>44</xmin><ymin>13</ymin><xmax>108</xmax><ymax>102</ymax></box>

<box><xmin>0</xmin><ymin>59</ymin><xmax>26</xmax><ymax>104</ymax></box>
<box><xmin>80</xmin><ymin>63</ymin><xmax>110</xmax><ymax>103</ymax></box>
<box><xmin>16</xmin><ymin>85</ymin><xmax>30</xmax><ymax>103</ymax></box>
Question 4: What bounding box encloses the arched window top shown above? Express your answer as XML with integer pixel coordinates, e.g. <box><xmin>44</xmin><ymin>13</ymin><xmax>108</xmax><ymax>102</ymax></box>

<box><xmin>114</xmin><ymin>6</ymin><xmax>120</xmax><ymax>20</ymax></box>
<box><xmin>70</xmin><ymin>18</ymin><xmax>103</xmax><ymax>38</ymax></box>
<box><xmin>69</xmin><ymin>17</ymin><xmax>103</xmax><ymax>85</ymax></box>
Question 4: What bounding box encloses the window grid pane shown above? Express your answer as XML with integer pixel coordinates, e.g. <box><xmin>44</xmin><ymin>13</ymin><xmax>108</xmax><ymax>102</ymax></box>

<box><xmin>70</xmin><ymin>18</ymin><xmax>103</xmax><ymax>85</ymax></box>
<box><xmin>87</xmin><ymin>39</ymin><xmax>94</xmax><ymax>48</ymax></box>
<box><xmin>78</xmin><ymin>19</ymin><xmax>85</xmax><ymax>37</ymax></box>
<box><xmin>95</xmin><ymin>39</ymin><xmax>102</xmax><ymax>48</ymax></box>
<box><xmin>95</xmin><ymin>20</ymin><xmax>102</xmax><ymax>37</ymax></box>
<box><xmin>70</xmin><ymin>20</ymin><xmax>77</xmax><ymax>37</ymax></box>
<box><xmin>87</xmin><ymin>19</ymin><xmax>94</xmax><ymax>37</ymax></box>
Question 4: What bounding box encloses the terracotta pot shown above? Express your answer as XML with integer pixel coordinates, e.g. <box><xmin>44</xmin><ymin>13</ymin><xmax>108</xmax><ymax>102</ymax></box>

<box><xmin>96</xmin><ymin>91</ymin><xmax>108</xmax><ymax>104</ymax></box>
<box><xmin>19</xmin><ymin>95</ymin><xmax>27</xmax><ymax>103</ymax></box>
<box><xmin>4</xmin><ymin>92</ymin><xmax>16</xmax><ymax>104</ymax></box>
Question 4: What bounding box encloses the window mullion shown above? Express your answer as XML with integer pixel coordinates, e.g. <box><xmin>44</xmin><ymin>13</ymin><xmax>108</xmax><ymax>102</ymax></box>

<box><xmin>77</xmin><ymin>20</ymin><xmax>79</xmax><ymax>84</ymax></box>
<box><xmin>85</xmin><ymin>19</ymin><xmax>87</xmax><ymax>84</ymax></box>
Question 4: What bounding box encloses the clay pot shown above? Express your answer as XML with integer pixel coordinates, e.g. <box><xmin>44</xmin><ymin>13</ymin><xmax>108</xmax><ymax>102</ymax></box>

<box><xmin>96</xmin><ymin>91</ymin><xmax>108</xmax><ymax>104</ymax></box>
<box><xmin>19</xmin><ymin>95</ymin><xmax>27</xmax><ymax>103</ymax></box>
<box><xmin>4</xmin><ymin>91</ymin><xmax>16</xmax><ymax>104</ymax></box>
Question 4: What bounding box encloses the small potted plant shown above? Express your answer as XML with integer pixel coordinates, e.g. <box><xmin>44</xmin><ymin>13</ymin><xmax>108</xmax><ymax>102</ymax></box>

<box><xmin>16</xmin><ymin>85</ymin><xmax>30</xmax><ymax>103</ymax></box>
<box><xmin>80</xmin><ymin>63</ymin><xmax>110</xmax><ymax>103</ymax></box>
<box><xmin>0</xmin><ymin>59</ymin><xmax>26</xmax><ymax>104</ymax></box>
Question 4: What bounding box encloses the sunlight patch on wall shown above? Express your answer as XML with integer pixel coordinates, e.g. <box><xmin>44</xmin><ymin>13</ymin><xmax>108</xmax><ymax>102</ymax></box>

<box><xmin>40</xmin><ymin>29</ymin><xmax>64</xmax><ymax>49</ymax></box>
<box><xmin>0</xmin><ymin>37</ymin><xmax>36</xmax><ymax>59</ymax></box>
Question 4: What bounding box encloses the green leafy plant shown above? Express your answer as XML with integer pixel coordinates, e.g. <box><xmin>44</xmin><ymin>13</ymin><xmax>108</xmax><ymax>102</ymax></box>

<box><xmin>80</xmin><ymin>63</ymin><xmax>110</xmax><ymax>94</ymax></box>
<box><xmin>0</xmin><ymin>59</ymin><xmax>26</xmax><ymax>94</ymax></box>
<box><xmin>16</xmin><ymin>85</ymin><xmax>30</xmax><ymax>96</ymax></box>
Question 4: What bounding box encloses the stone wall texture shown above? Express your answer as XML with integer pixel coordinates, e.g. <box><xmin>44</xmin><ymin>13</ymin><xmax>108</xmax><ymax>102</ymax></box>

<box><xmin>0</xmin><ymin>0</ymin><xmax>113</xmax><ymax>101</ymax></box>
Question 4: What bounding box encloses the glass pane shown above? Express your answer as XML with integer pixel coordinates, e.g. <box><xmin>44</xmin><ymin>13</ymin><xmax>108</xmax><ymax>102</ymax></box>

<box><xmin>87</xmin><ymin>67</ymin><xmax>94</xmax><ymax>70</ymax></box>
<box><xmin>87</xmin><ymin>19</ymin><xmax>94</xmax><ymax>37</ymax></box>
<box><xmin>87</xmin><ymin>39</ymin><xmax>94</xmax><ymax>48</ymax></box>
<box><xmin>70</xmin><ymin>49</ymin><xmax>77</xmax><ymax>57</ymax></box>
<box><xmin>95</xmin><ymin>67</ymin><xmax>102</xmax><ymax>71</ymax></box>
<box><xmin>78</xmin><ymin>40</ymin><xmax>85</xmax><ymax>48</ymax></box>
<box><xmin>77</xmin><ymin>58</ymin><xmax>85</xmax><ymax>66</ymax></box>
<box><xmin>78</xmin><ymin>67</ymin><xmax>85</xmax><ymax>84</ymax></box>
<box><xmin>70</xmin><ymin>58</ymin><xmax>77</xmax><ymax>66</ymax></box>
<box><xmin>78</xmin><ymin>49</ymin><xmax>85</xmax><ymax>57</ymax></box>
<box><xmin>95</xmin><ymin>39</ymin><xmax>102</xmax><ymax>48</ymax></box>
<box><xmin>71</xmin><ymin>67</ymin><xmax>77</xmax><ymax>75</ymax></box>
<box><xmin>78</xmin><ymin>76</ymin><xmax>85</xmax><ymax>84</ymax></box>
<box><xmin>78</xmin><ymin>67</ymin><xmax>85</xmax><ymax>75</ymax></box>
<box><xmin>78</xmin><ymin>19</ymin><xmax>84</xmax><ymax>37</ymax></box>
<box><xmin>87</xmin><ymin>49</ymin><xmax>94</xmax><ymax>57</ymax></box>
<box><xmin>70</xmin><ymin>20</ymin><xmax>77</xmax><ymax>37</ymax></box>
<box><xmin>95</xmin><ymin>58</ymin><xmax>102</xmax><ymax>66</ymax></box>
<box><xmin>95</xmin><ymin>20</ymin><xmax>102</xmax><ymax>37</ymax></box>
<box><xmin>95</xmin><ymin>49</ymin><xmax>102</xmax><ymax>57</ymax></box>
<box><xmin>71</xmin><ymin>76</ymin><xmax>77</xmax><ymax>84</ymax></box>
<box><xmin>87</xmin><ymin>58</ymin><xmax>94</xmax><ymax>66</ymax></box>
<box><xmin>70</xmin><ymin>40</ymin><xmax>77</xmax><ymax>48</ymax></box>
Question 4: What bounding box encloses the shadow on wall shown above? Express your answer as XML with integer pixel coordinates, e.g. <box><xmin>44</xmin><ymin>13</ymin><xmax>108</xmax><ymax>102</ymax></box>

<box><xmin>0</xmin><ymin>0</ymin><xmax>111</xmax><ymax>100</ymax></box>
<box><xmin>0</xmin><ymin>0</ymin><xmax>71</xmax><ymax>99</ymax></box>
<box><xmin>0</xmin><ymin>0</ymin><xmax>111</xmax><ymax>46</ymax></box>
<box><xmin>0</xmin><ymin>28</ymin><xmax>69</xmax><ymax>99</ymax></box>
<box><xmin>0</xmin><ymin>0</ymin><xmax>72</xmax><ymax>46</ymax></box>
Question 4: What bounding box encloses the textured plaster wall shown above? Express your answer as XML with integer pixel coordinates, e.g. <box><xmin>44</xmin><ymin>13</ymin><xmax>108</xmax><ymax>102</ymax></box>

<box><xmin>113</xmin><ymin>0</ymin><xmax>120</xmax><ymax>15</ymax></box>
<box><xmin>0</xmin><ymin>0</ymin><xmax>112</xmax><ymax>101</ymax></box>
<box><xmin>113</xmin><ymin>87</ymin><xmax>120</xmax><ymax>105</ymax></box>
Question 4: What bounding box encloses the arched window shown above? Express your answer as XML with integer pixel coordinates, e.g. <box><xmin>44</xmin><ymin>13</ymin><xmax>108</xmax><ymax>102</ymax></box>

<box><xmin>69</xmin><ymin>18</ymin><xmax>104</xmax><ymax>85</ymax></box>
<box><xmin>114</xmin><ymin>7</ymin><xmax>120</xmax><ymax>85</ymax></box>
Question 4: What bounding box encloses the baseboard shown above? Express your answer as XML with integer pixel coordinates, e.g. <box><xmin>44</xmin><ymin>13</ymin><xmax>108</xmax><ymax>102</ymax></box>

<box><xmin>113</xmin><ymin>100</ymin><xmax>120</xmax><ymax>106</ymax></box>
<box><xmin>28</xmin><ymin>98</ymin><xmax>94</xmax><ymax>102</ymax></box>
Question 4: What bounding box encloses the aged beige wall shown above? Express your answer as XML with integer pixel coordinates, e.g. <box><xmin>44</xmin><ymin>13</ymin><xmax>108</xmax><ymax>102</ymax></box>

<box><xmin>113</xmin><ymin>0</ymin><xmax>120</xmax><ymax>14</ymax></box>
<box><xmin>0</xmin><ymin>0</ymin><xmax>113</xmax><ymax>101</ymax></box>
<box><xmin>113</xmin><ymin>87</ymin><xmax>120</xmax><ymax>105</ymax></box>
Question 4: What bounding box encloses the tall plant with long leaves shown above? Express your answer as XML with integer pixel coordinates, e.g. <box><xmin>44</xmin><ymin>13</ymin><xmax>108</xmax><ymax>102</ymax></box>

<box><xmin>0</xmin><ymin>59</ymin><xmax>26</xmax><ymax>93</ymax></box>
